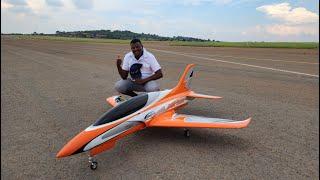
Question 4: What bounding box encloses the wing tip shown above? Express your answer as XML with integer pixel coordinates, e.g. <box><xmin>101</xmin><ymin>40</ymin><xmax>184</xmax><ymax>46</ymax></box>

<box><xmin>242</xmin><ymin>117</ymin><xmax>252</xmax><ymax>127</ymax></box>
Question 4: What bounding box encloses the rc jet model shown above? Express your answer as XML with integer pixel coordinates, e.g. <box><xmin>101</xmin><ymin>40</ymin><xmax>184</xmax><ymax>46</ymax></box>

<box><xmin>56</xmin><ymin>64</ymin><xmax>251</xmax><ymax>170</ymax></box>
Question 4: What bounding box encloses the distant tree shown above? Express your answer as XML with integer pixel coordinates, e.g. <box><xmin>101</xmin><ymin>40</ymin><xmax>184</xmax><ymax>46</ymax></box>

<box><xmin>51</xmin><ymin>29</ymin><xmax>212</xmax><ymax>42</ymax></box>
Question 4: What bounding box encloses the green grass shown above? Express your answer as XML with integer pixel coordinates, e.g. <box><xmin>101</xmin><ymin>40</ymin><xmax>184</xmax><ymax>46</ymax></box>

<box><xmin>11</xmin><ymin>35</ymin><xmax>131</xmax><ymax>44</ymax></box>
<box><xmin>9</xmin><ymin>35</ymin><xmax>319</xmax><ymax>49</ymax></box>
<box><xmin>170</xmin><ymin>41</ymin><xmax>319</xmax><ymax>49</ymax></box>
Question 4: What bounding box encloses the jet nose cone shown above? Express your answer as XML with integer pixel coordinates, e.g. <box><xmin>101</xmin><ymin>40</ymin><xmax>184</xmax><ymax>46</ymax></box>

<box><xmin>56</xmin><ymin>131</ymin><xmax>89</xmax><ymax>158</ymax></box>
<box><xmin>56</xmin><ymin>153</ymin><xmax>62</xmax><ymax>158</ymax></box>
<box><xmin>56</xmin><ymin>141</ymin><xmax>78</xmax><ymax>158</ymax></box>
<box><xmin>56</xmin><ymin>147</ymin><xmax>69</xmax><ymax>158</ymax></box>
<box><xmin>56</xmin><ymin>151</ymin><xmax>64</xmax><ymax>158</ymax></box>
<box><xmin>56</xmin><ymin>125</ymin><xmax>114</xmax><ymax>158</ymax></box>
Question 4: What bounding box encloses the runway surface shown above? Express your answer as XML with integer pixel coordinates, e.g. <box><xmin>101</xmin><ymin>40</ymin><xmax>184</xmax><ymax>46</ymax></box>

<box><xmin>1</xmin><ymin>36</ymin><xmax>319</xmax><ymax>179</ymax></box>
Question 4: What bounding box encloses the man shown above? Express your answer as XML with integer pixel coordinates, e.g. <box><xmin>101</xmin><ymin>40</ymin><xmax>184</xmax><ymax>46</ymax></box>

<box><xmin>115</xmin><ymin>39</ymin><xmax>163</xmax><ymax>97</ymax></box>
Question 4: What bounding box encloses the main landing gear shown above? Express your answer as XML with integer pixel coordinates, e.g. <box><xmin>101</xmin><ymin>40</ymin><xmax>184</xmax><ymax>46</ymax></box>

<box><xmin>184</xmin><ymin>128</ymin><xmax>190</xmax><ymax>138</ymax></box>
<box><xmin>89</xmin><ymin>156</ymin><xmax>98</xmax><ymax>170</ymax></box>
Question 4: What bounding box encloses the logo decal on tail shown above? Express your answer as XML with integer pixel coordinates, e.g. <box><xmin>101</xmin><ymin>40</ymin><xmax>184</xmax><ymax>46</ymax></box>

<box><xmin>185</xmin><ymin>68</ymin><xmax>194</xmax><ymax>89</ymax></box>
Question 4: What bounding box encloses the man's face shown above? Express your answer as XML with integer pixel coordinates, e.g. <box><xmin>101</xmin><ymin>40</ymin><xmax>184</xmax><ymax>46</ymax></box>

<box><xmin>130</xmin><ymin>42</ymin><xmax>143</xmax><ymax>58</ymax></box>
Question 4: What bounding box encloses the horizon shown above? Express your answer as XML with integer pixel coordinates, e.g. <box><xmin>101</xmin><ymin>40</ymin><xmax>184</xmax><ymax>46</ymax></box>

<box><xmin>1</xmin><ymin>0</ymin><xmax>319</xmax><ymax>42</ymax></box>
<box><xmin>2</xmin><ymin>30</ymin><xmax>319</xmax><ymax>43</ymax></box>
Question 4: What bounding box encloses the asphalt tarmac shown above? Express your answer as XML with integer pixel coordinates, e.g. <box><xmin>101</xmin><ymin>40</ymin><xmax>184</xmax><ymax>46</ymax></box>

<box><xmin>1</xmin><ymin>36</ymin><xmax>319</xmax><ymax>179</ymax></box>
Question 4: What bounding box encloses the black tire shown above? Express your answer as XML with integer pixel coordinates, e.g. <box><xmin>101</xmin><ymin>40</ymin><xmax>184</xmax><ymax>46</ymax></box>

<box><xmin>90</xmin><ymin>162</ymin><xmax>98</xmax><ymax>170</ymax></box>
<box><xmin>184</xmin><ymin>129</ymin><xmax>190</xmax><ymax>138</ymax></box>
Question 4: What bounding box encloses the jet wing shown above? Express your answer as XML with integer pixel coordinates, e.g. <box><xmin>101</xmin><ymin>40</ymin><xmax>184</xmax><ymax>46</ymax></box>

<box><xmin>149</xmin><ymin>111</ymin><xmax>251</xmax><ymax>129</ymax></box>
<box><xmin>106</xmin><ymin>95</ymin><xmax>126</xmax><ymax>107</ymax></box>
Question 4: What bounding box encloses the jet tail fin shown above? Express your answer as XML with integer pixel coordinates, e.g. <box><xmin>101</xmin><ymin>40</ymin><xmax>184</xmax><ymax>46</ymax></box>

<box><xmin>168</xmin><ymin>64</ymin><xmax>195</xmax><ymax>95</ymax></box>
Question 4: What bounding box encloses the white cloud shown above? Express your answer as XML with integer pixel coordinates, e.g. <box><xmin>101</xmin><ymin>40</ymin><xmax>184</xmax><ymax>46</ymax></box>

<box><xmin>6</xmin><ymin>0</ymin><xmax>27</xmax><ymax>5</ymax></box>
<box><xmin>2</xmin><ymin>1</ymin><xmax>14</xmax><ymax>8</ymax></box>
<box><xmin>265</xmin><ymin>24</ymin><xmax>317</xmax><ymax>36</ymax></box>
<box><xmin>257</xmin><ymin>2</ymin><xmax>319</xmax><ymax>25</ymax></box>
<box><xmin>72</xmin><ymin>0</ymin><xmax>93</xmax><ymax>9</ymax></box>
<box><xmin>132</xmin><ymin>17</ymin><xmax>218</xmax><ymax>39</ymax></box>
<box><xmin>245</xmin><ymin>24</ymin><xmax>318</xmax><ymax>36</ymax></box>
<box><xmin>1</xmin><ymin>0</ymin><xmax>34</xmax><ymax>15</ymax></box>
<box><xmin>95</xmin><ymin>0</ymin><xmax>233</xmax><ymax>7</ymax></box>
<box><xmin>45</xmin><ymin>0</ymin><xmax>63</xmax><ymax>7</ymax></box>
<box><xmin>242</xmin><ymin>23</ymin><xmax>319</xmax><ymax>41</ymax></box>
<box><xmin>27</xmin><ymin>0</ymin><xmax>46</xmax><ymax>14</ymax></box>
<box><xmin>93</xmin><ymin>0</ymin><xmax>157</xmax><ymax>15</ymax></box>
<box><xmin>249</xmin><ymin>3</ymin><xmax>319</xmax><ymax>41</ymax></box>
<box><xmin>180</xmin><ymin>0</ymin><xmax>232</xmax><ymax>6</ymax></box>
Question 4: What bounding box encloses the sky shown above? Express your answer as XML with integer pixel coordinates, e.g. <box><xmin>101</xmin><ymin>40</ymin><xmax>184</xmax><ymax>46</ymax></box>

<box><xmin>1</xmin><ymin>0</ymin><xmax>319</xmax><ymax>41</ymax></box>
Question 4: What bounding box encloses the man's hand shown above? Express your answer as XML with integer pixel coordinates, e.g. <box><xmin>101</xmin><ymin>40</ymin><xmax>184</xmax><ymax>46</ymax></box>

<box><xmin>133</xmin><ymin>78</ymin><xmax>147</xmax><ymax>85</ymax></box>
<box><xmin>133</xmin><ymin>69</ymin><xmax>163</xmax><ymax>85</ymax></box>
<box><xmin>116</xmin><ymin>55</ymin><xmax>122</xmax><ymax>67</ymax></box>
<box><xmin>116</xmin><ymin>55</ymin><xmax>128</xmax><ymax>79</ymax></box>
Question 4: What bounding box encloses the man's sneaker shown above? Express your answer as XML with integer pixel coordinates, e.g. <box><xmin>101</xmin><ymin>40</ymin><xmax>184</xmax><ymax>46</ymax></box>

<box><xmin>115</xmin><ymin>96</ymin><xmax>125</xmax><ymax>103</ymax></box>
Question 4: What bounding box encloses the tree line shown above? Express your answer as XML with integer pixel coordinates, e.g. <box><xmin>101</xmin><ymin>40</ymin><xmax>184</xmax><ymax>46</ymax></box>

<box><xmin>51</xmin><ymin>30</ymin><xmax>214</xmax><ymax>42</ymax></box>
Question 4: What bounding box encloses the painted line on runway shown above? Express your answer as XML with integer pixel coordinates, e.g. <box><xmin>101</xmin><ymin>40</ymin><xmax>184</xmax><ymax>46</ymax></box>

<box><xmin>181</xmin><ymin>52</ymin><xmax>318</xmax><ymax>65</ymax></box>
<box><xmin>150</xmin><ymin>48</ymin><xmax>319</xmax><ymax>78</ymax></box>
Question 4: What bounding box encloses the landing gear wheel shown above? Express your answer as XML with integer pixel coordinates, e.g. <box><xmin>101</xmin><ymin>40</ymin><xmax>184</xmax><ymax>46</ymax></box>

<box><xmin>184</xmin><ymin>129</ymin><xmax>190</xmax><ymax>138</ymax></box>
<box><xmin>90</xmin><ymin>161</ymin><xmax>98</xmax><ymax>170</ymax></box>
<box><xmin>88</xmin><ymin>156</ymin><xmax>98</xmax><ymax>170</ymax></box>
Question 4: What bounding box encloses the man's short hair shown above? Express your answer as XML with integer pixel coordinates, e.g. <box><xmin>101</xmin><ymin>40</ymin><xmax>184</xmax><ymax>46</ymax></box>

<box><xmin>130</xmin><ymin>38</ymin><xmax>142</xmax><ymax>44</ymax></box>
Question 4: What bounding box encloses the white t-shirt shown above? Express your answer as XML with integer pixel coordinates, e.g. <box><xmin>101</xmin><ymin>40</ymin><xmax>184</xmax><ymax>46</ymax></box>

<box><xmin>122</xmin><ymin>48</ymin><xmax>161</xmax><ymax>79</ymax></box>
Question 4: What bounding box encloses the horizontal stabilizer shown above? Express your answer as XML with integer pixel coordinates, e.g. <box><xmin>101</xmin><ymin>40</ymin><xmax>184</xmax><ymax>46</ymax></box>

<box><xmin>106</xmin><ymin>95</ymin><xmax>126</xmax><ymax>107</ymax></box>
<box><xmin>187</xmin><ymin>91</ymin><xmax>222</xmax><ymax>100</ymax></box>
<box><xmin>149</xmin><ymin>113</ymin><xmax>251</xmax><ymax>129</ymax></box>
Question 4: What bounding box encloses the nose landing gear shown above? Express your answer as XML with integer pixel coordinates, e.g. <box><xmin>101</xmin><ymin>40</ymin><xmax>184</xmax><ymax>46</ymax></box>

<box><xmin>89</xmin><ymin>156</ymin><xmax>98</xmax><ymax>170</ymax></box>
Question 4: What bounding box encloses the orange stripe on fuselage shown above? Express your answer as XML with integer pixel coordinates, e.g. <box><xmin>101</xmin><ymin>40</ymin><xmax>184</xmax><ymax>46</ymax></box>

<box><xmin>56</xmin><ymin>122</ymin><xmax>122</xmax><ymax>158</ymax></box>
<box><xmin>89</xmin><ymin>122</ymin><xmax>145</xmax><ymax>156</ymax></box>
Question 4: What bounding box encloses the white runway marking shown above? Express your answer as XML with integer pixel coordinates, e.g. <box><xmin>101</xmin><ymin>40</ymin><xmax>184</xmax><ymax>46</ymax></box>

<box><xmin>150</xmin><ymin>48</ymin><xmax>319</xmax><ymax>78</ymax></box>
<box><xmin>181</xmin><ymin>52</ymin><xmax>318</xmax><ymax>65</ymax></box>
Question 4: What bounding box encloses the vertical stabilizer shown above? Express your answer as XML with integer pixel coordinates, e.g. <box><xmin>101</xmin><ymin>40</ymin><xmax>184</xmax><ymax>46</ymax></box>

<box><xmin>168</xmin><ymin>64</ymin><xmax>195</xmax><ymax>96</ymax></box>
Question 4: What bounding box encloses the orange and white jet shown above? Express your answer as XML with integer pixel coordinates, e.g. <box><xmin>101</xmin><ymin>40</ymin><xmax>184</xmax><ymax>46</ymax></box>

<box><xmin>56</xmin><ymin>64</ymin><xmax>251</xmax><ymax>170</ymax></box>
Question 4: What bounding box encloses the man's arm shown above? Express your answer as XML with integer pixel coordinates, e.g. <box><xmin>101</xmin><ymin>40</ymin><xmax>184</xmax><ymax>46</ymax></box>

<box><xmin>134</xmin><ymin>69</ymin><xmax>163</xmax><ymax>85</ymax></box>
<box><xmin>117</xmin><ymin>57</ymin><xmax>129</xmax><ymax>79</ymax></box>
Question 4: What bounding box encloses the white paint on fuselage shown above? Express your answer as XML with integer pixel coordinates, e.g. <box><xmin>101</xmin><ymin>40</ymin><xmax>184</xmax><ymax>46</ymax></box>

<box><xmin>129</xmin><ymin>96</ymin><xmax>188</xmax><ymax>123</ymax></box>
<box><xmin>83</xmin><ymin>121</ymin><xmax>141</xmax><ymax>151</ymax></box>
<box><xmin>81</xmin><ymin>89</ymin><xmax>191</xmax><ymax>151</ymax></box>
<box><xmin>84</xmin><ymin>89</ymin><xmax>171</xmax><ymax>132</ymax></box>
